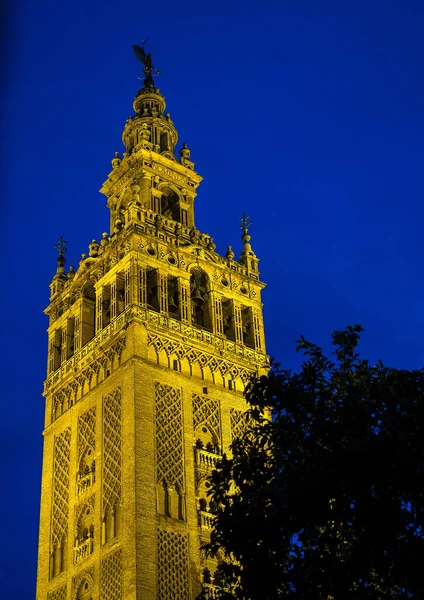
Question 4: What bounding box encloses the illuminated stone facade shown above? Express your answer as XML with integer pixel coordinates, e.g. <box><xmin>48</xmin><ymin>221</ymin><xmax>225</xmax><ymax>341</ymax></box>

<box><xmin>36</xmin><ymin>73</ymin><xmax>268</xmax><ymax>599</ymax></box>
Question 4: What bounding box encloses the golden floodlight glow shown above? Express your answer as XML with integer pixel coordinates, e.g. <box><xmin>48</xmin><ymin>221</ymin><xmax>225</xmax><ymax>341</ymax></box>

<box><xmin>36</xmin><ymin>50</ymin><xmax>268</xmax><ymax>599</ymax></box>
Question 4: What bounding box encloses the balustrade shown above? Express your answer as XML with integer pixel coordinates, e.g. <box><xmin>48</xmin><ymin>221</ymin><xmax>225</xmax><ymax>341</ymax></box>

<box><xmin>194</xmin><ymin>447</ymin><xmax>220</xmax><ymax>470</ymax></box>
<box><xmin>45</xmin><ymin>304</ymin><xmax>265</xmax><ymax>394</ymax></box>
<box><xmin>199</xmin><ymin>510</ymin><xmax>215</xmax><ymax>530</ymax></box>
<box><xmin>76</xmin><ymin>470</ymin><xmax>95</xmax><ymax>496</ymax></box>
<box><xmin>74</xmin><ymin>537</ymin><xmax>94</xmax><ymax>564</ymax></box>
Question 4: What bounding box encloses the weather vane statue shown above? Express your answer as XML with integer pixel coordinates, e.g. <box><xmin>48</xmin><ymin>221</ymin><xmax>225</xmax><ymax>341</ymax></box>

<box><xmin>54</xmin><ymin>236</ymin><xmax>67</xmax><ymax>273</ymax></box>
<box><xmin>133</xmin><ymin>40</ymin><xmax>162</xmax><ymax>88</ymax></box>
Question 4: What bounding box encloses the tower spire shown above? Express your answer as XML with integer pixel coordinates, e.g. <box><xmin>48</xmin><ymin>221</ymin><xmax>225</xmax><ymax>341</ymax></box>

<box><xmin>54</xmin><ymin>236</ymin><xmax>67</xmax><ymax>274</ymax></box>
<box><xmin>238</xmin><ymin>212</ymin><xmax>260</xmax><ymax>275</ymax></box>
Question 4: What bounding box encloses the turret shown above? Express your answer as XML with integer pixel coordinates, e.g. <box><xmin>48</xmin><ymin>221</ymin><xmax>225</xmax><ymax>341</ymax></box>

<box><xmin>100</xmin><ymin>44</ymin><xmax>202</xmax><ymax>238</ymax></box>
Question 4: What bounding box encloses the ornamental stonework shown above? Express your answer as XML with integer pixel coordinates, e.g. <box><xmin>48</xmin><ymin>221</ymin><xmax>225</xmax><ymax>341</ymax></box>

<box><xmin>101</xmin><ymin>549</ymin><xmax>122</xmax><ymax>600</ymax></box>
<box><xmin>157</xmin><ymin>528</ymin><xmax>190</xmax><ymax>599</ymax></box>
<box><xmin>155</xmin><ymin>383</ymin><xmax>184</xmax><ymax>491</ymax></box>
<box><xmin>37</xmin><ymin>45</ymin><xmax>268</xmax><ymax>600</ymax></box>
<box><xmin>51</xmin><ymin>428</ymin><xmax>71</xmax><ymax>549</ymax></box>
<box><xmin>102</xmin><ymin>388</ymin><xmax>122</xmax><ymax>515</ymax></box>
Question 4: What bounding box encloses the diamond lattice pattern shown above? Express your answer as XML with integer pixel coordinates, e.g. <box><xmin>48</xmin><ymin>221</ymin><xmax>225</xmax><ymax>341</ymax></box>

<box><xmin>52</xmin><ymin>428</ymin><xmax>71</xmax><ymax>546</ymax></box>
<box><xmin>230</xmin><ymin>408</ymin><xmax>248</xmax><ymax>440</ymax></box>
<box><xmin>157</xmin><ymin>528</ymin><xmax>190</xmax><ymax>599</ymax></box>
<box><xmin>78</xmin><ymin>407</ymin><xmax>96</xmax><ymax>459</ymax></box>
<box><xmin>192</xmin><ymin>394</ymin><xmax>221</xmax><ymax>442</ymax></box>
<box><xmin>47</xmin><ymin>584</ymin><xmax>67</xmax><ymax>600</ymax></box>
<box><xmin>101</xmin><ymin>548</ymin><xmax>122</xmax><ymax>600</ymax></box>
<box><xmin>155</xmin><ymin>383</ymin><xmax>183</xmax><ymax>490</ymax></box>
<box><xmin>103</xmin><ymin>388</ymin><xmax>122</xmax><ymax>513</ymax></box>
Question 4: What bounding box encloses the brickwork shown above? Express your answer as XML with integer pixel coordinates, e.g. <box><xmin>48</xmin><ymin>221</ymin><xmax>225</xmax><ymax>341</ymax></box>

<box><xmin>37</xmin><ymin>62</ymin><xmax>268</xmax><ymax>599</ymax></box>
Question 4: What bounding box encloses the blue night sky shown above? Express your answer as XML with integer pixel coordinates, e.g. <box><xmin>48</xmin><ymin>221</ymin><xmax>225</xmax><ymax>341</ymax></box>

<box><xmin>1</xmin><ymin>0</ymin><xmax>424</xmax><ymax>596</ymax></box>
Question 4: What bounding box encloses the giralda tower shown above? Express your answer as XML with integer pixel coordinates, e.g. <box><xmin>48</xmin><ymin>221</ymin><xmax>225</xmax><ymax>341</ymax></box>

<box><xmin>36</xmin><ymin>46</ymin><xmax>268</xmax><ymax>600</ymax></box>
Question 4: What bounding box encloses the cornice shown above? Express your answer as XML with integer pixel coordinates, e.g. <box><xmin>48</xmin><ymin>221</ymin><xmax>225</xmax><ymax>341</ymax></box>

<box><xmin>44</xmin><ymin>305</ymin><xmax>269</xmax><ymax>396</ymax></box>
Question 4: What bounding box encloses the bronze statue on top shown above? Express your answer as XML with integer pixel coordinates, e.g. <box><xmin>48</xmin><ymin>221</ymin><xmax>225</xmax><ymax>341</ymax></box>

<box><xmin>133</xmin><ymin>40</ymin><xmax>162</xmax><ymax>88</ymax></box>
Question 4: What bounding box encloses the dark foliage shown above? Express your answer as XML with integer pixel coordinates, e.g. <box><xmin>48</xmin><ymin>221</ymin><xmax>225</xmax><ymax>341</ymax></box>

<box><xmin>200</xmin><ymin>326</ymin><xmax>424</xmax><ymax>599</ymax></box>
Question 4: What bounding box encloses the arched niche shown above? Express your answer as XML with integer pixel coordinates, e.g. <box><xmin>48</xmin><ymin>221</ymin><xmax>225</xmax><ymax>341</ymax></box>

<box><xmin>74</xmin><ymin>574</ymin><xmax>94</xmax><ymax>600</ymax></box>
<box><xmin>194</xmin><ymin>423</ymin><xmax>219</xmax><ymax>454</ymax></box>
<box><xmin>159</xmin><ymin>186</ymin><xmax>180</xmax><ymax>221</ymax></box>
<box><xmin>196</xmin><ymin>477</ymin><xmax>217</xmax><ymax>514</ymax></box>
<box><xmin>78</xmin><ymin>446</ymin><xmax>95</xmax><ymax>479</ymax></box>
<box><xmin>190</xmin><ymin>268</ymin><xmax>212</xmax><ymax>331</ymax></box>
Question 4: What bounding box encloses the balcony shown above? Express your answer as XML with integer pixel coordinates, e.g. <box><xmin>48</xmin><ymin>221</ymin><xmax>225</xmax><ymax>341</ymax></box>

<box><xmin>76</xmin><ymin>471</ymin><xmax>95</xmax><ymax>496</ymax></box>
<box><xmin>194</xmin><ymin>447</ymin><xmax>221</xmax><ymax>470</ymax></box>
<box><xmin>74</xmin><ymin>537</ymin><xmax>94</xmax><ymax>564</ymax></box>
<box><xmin>199</xmin><ymin>510</ymin><xmax>215</xmax><ymax>531</ymax></box>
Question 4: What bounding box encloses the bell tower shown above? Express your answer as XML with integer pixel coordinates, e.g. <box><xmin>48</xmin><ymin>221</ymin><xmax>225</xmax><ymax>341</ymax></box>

<box><xmin>36</xmin><ymin>45</ymin><xmax>268</xmax><ymax>600</ymax></box>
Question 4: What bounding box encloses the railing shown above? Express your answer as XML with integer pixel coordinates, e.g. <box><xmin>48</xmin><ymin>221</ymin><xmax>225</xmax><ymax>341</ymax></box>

<box><xmin>76</xmin><ymin>471</ymin><xmax>95</xmax><ymax>496</ymax></box>
<box><xmin>199</xmin><ymin>510</ymin><xmax>215</xmax><ymax>531</ymax></box>
<box><xmin>194</xmin><ymin>448</ymin><xmax>220</xmax><ymax>470</ymax></box>
<box><xmin>45</xmin><ymin>309</ymin><xmax>129</xmax><ymax>392</ymax></box>
<box><xmin>45</xmin><ymin>304</ymin><xmax>268</xmax><ymax>392</ymax></box>
<box><xmin>74</xmin><ymin>537</ymin><xmax>94</xmax><ymax>564</ymax></box>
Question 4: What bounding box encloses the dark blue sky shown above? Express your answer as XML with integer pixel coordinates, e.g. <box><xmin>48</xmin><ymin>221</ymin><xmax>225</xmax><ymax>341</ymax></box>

<box><xmin>2</xmin><ymin>0</ymin><xmax>424</xmax><ymax>596</ymax></box>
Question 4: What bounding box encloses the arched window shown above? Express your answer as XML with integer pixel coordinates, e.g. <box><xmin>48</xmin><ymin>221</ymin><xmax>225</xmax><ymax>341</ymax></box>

<box><xmin>103</xmin><ymin>502</ymin><xmax>121</xmax><ymax>544</ymax></box>
<box><xmin>160</xmin><ymin>188</ymin><xmax>180</xmax><ymax>221</ymax></box>
<box><xmin>241</xmin><ymin>306</ymin><xmax>254</xmax><ymax>348</ymax></box>
<box><xmin>157</xmin><ymin>479</ymin><xmax>170</xmax><ymax>516</ymax></box>
<box><xmin>222</xmin><ymin>298</ymin><xmax>235</xmax><ymax>341</ymax></box>
<box><xmin>81</xmin><ymin>283</ymin><xmax>96</xmax><ymax>345</ymax></box>
<box><xmin>194</xmin><ymin>424</ymin><xmax>219</xmax><ymax>455</ymax></box>
<box><xmin>197</xmin><ymin>479</ymin><xmax>214</xmax><ymax>513</ymax></box>
<box><xmin>146</xmin><ymin>268</ymin><xmax>160</xmax><ymax>312</ymax></box>
<box><xmin>190</xmin><ymin>269</ymin><xmax>212</xmax><ymax>331</ymax></box>
<box><xmin>167</xmin><ymin>276</ymin><xmax>180</xmax><ymax>318</ymax></box>
<box><xmin>77</xmin><ymin>447</ymin><xmax>95</xmax><ymax>495</ymax></box>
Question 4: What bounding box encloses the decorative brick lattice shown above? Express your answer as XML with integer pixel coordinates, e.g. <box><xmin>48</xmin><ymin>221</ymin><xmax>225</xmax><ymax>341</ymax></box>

<box><xmin>51</xmin><ymin>428</ymin><xmax>71</xmax><ymax>547</ymax></box>
<box><xmin>157</xmin><ymin>528</ymin><xmax>190</xmax><ymax>599</ymax></box>
<box><xmin>78</xmin><ymin>407</ymin><xmax>96</xmax><ymax>459</ymax></box>
<box><xmin>192</xmin><ymin>394</ymin><xmax>221</xmax><ymax>443</ymax></box>
<box><xmin>155</xmin><ymin>383</ymin><xmax>184</xmax><ymax>490</ymax></box>
<box><xmin>230</xmin><ymin>408</ymin><xmax>249</xmax><ymax>440</ymax></box>
<box><xmin>102</xmin><ymin>388</ymin><xmax>122</xmax><ymax>513</ymax></box>
<box><xmin>148</xmin><ymin>334</ymin><xmax>252</xmax><ymax>385</ymax></box>
<box><xmin>47</xmin><ymin>584</ymin><xmax>67</xmax><ymax>600</ymax></box>
<box><xmin>101</xmin><ymin>548</ymin><xmax>122</xmax><ymax>600</ymax></box>
<box><xmin>49</xmin><ymin>336</ymin><xmax>126</xmax><ymax>421</ymax></box>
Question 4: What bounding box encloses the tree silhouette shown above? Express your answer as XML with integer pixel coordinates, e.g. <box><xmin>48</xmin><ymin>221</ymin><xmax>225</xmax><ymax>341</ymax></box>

<box><xmin>200</xmin><ymin>326</ymin><xmax>424</xmax><ymax>599</ymax></box>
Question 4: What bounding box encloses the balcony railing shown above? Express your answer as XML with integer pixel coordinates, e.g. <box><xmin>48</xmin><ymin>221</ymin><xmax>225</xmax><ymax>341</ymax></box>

<box><xmin>45</xmin><ymin>305</ymin><xmax>267</xmax><ymax>393</ymax></box>
<box><xmin>74</xmin><ymin>537</ymin><xmax>94</xmax><ymax>564</ymax></box>
<box><xmin>199</xmin><ymin>510</ymin><xmax>215</xmax><ymax>531</ymax></box>
<box><xmin>77</xmin><ymin>471</ymin><xmax>95</xmax><ymax>496</ymax></box>
<box><xmin>194</xmin><ymin>447</ymin><xmax>220</xmax><ymax>470</ymax></box>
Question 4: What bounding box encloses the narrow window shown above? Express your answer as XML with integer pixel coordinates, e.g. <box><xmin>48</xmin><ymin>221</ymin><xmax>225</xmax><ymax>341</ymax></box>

<box><xmin>222</xmin><ymin>299</ymin><xmax>235</xmax><ymax>341</ymax></box>
<box><xmin>53</xmin><ymin>329</ymin><xmax>62</xmax><ymax>370</ymax></box>
<box><xmin>241</xmin><ymin>306</ymin><xmax>255</xmax><ymax>348</ymax></box>
<box><xmin>146</xmin><ymin>268</ymin><xmax>160</xmax><ymax>312</ymax></box>
<box><xmin>168</xmin><ymin>276</ymin><xmax>180</xmax><ymax>318</ymax></box>
<box><xmin>190</xmin><ymin>269</ymin><xmax>212</xmax><ymax>331</ymax></box>
<box><xmin>116</xmin><ymin>275</ymin><xmax>125</xmax><ymax>316</ymax></box>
